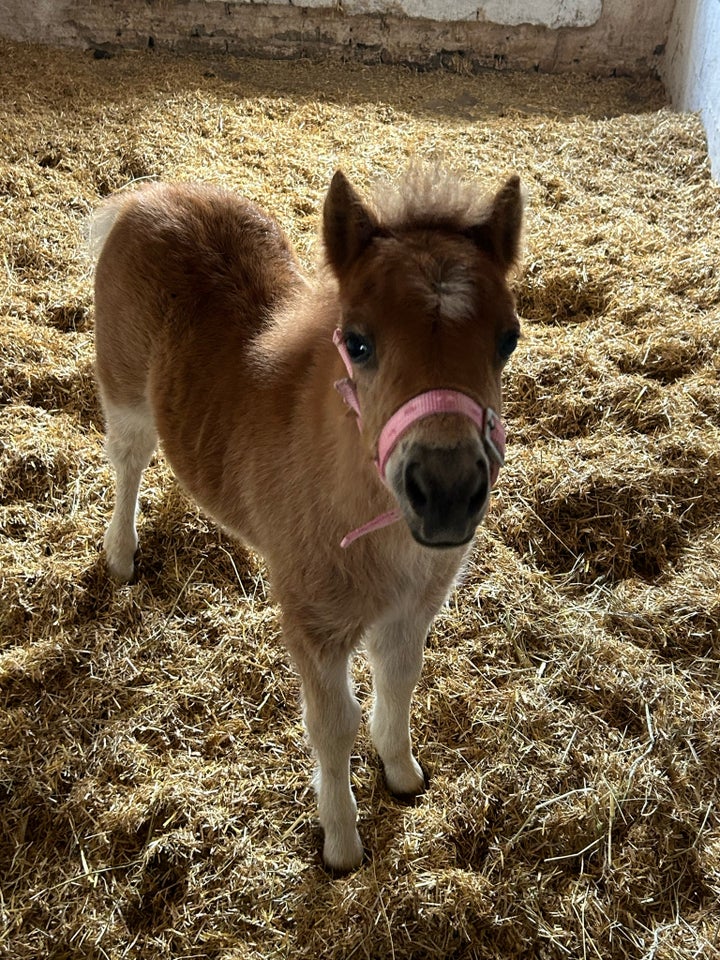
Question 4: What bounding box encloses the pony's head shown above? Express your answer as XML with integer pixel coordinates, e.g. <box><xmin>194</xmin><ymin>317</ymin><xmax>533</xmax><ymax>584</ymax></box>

<box><xmin>324</xmin><ymin>167</ymin><xmax>523</xmax><ymax>548</ymax></box>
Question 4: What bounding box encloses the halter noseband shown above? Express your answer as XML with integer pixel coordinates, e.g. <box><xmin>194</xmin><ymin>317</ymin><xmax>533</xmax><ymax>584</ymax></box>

<box><xmin>333</xmin><ymin>328</ymin><xmax>506</xmax><ymax>548</ymax></box>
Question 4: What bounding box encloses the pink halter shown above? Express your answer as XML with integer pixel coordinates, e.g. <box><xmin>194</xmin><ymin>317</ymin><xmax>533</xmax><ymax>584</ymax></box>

<box><xmin>333</xmin><ymin>329</ymin><xmax>506</xmax><ymax>548</ymax></box>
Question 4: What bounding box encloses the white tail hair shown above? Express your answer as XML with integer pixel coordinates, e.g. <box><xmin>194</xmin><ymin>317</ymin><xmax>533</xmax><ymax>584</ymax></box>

<box><xmin>86</xmin><ymin>197</ymin><xmax>126</xmax><ymax>262</ymax></box>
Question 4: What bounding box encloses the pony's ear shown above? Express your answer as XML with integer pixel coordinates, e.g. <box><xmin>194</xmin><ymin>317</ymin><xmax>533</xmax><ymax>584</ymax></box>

<box><xmin>323</xmin><ymin>171</ymin><xmax>381</xmax><ymax>278</ymax></box>
<box><xmin>465</xmin><ymin>175</ymin><xmax>524</xmax><ymax>273</ymax></box>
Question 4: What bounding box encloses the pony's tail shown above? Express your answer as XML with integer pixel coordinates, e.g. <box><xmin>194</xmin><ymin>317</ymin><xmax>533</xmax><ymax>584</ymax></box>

<box><xmin>86</xmin><ymin>196</ymin><xmax>125</xmax><ymax>262</ymax></box>
<box><xmin>87</xmin><ymin>177</ymin><xmax>161</xmax><ymax>261</ymax></box>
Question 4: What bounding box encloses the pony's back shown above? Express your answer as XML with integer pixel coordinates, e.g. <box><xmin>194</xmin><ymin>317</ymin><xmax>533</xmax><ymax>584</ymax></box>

<box><xmin>93</xmin><ymin>183</ymin><xmax>302</xmax><ymax>404</ymax></box>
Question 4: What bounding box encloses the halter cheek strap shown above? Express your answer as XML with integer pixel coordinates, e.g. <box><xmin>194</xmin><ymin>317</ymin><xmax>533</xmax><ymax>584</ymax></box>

<box><xmin>332</xmin><ymin>328</ymin><xmax>506</xmax><ymax>548</ymax></box>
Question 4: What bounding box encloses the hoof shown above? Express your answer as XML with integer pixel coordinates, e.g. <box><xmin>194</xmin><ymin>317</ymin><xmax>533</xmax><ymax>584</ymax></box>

<box><xmin>383</xmin><ymin>757</ymin><xmax>428</xmax><ymax>799</ymax></box>
<box><xmin>104</xmin><ymin>528</ymin><xmax>137</xmax><ymax>583</ymax></box>
<box><xmin>104</xmin><ymin>548</ymin><xmax>136</xmax><ymax>583</ymax></box>
<box><xmin>322</xmin><ymin>828</ymin><xmax>364</xmax><ymax>873</ymax></box>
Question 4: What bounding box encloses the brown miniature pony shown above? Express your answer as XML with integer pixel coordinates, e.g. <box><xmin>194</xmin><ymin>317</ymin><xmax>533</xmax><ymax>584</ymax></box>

<box><xmin>93</xmin><ymin>166</ymin><xmax>523</xmax><ymax>870</ymax></box>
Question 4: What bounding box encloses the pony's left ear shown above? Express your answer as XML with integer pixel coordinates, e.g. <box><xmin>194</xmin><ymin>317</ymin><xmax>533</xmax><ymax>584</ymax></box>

<box><xmin>466</xmin><ymin>175</ymin><xmax>524</xmax><ymax>273</ymax></box>
<box><xmin>323</xmin><ymin>171</ymin><xmax>382</xmax><ymax>279</ymax></box>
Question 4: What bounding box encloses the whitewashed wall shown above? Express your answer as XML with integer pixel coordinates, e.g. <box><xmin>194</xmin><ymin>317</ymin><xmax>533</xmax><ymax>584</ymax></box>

<box><xmin>276</xmin><ymin>0</ymin><xmax>603</xmax><ymax>28</ymax></box>
<box><xmin>662</xmin><ymin>0</ymin><xmax>720</xmax><ymax>180</ymax></box>
<box><xmin>0</xmin><ymin>0</ymin><xmax>673</xmax><ymax>76</ymax></box>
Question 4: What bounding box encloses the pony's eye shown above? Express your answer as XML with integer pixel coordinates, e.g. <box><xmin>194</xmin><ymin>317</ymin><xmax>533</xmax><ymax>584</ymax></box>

<box><xmin>344</xmin><ymin>331</ymin><xmax>374</xmax><ymax>365</ymax></box>
<box><xmin>498</xmin><ymin>329</ymin><xmax>519</xmax><ymax>361</ymax></box>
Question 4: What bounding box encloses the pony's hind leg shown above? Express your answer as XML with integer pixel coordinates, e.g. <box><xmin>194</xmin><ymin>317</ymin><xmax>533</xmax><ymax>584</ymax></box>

<box><xmin>365</xmin><ymin>614</ymin><xmax>429</xmax><ymax>797</ymax></box>
<box><xmin>101</xmin><ymin>398</ymin><xmax>157</xmax><ymax>582</ymax></box>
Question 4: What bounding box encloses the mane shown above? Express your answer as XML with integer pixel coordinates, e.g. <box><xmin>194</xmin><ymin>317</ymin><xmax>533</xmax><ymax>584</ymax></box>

<box><xmin>369</xmin><ymin>165</ymin><xmax>495</xmax><ymax>233</ymax></box>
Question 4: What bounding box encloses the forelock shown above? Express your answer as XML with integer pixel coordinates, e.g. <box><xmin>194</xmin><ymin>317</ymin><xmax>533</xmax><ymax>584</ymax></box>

<box><xmin>368</xmin><ymin>164</ymin><xmax>493</xmax><ymax>234</ymax></box>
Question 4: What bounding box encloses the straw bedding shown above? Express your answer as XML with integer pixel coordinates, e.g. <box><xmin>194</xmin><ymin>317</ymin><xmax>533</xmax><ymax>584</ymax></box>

<box><xmin>1</xmin><ymin>38</ymin><xmax>719</xmax><ymax>959</ymax></box>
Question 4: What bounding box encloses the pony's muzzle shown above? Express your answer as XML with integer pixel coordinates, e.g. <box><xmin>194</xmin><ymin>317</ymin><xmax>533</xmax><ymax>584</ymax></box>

<box><xmin>399</xmin><ymin>441</ymin><xmax>490</xmax><ymax>548</ymax></box>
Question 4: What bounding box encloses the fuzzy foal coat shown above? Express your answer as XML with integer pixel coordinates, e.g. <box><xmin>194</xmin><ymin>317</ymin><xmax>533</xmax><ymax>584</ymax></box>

<box><xmin>94</xmin><ymin>171</ymin><xmax>523</xmax><ymax>869</ymax></box>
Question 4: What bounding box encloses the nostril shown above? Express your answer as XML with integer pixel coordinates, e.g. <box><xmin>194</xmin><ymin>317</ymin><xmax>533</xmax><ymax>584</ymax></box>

<box><xmin>404</xmin><ymin>461</ymin><xmax>428</xmax><ymax>515</ymax></box>
<box><xmin>468</xmin><ymin>463</ymin><xmax>489</xmax><ymax>515</ymax></box>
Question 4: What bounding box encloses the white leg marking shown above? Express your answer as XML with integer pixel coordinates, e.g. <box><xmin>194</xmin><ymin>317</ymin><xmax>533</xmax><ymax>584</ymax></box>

<box><xmin>291</xmin><ymin>639</ymin><xmax>363</xmax><ymax>871</ymax></box>
<box><xmin>102</xmin><ymin>400</ymin><xmax>157</xmax><ymax>582</ymax></box>
<box><xmin>366</xmin><ymin>617</ymin><xmax>428</xmax><ymax>796</ymax></box>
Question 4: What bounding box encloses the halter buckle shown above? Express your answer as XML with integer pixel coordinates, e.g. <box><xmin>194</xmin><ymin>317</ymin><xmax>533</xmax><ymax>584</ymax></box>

<box><xmin>484</xmin><ymin>407</ymin><xmax>505</xmax><ymax>468</ymax></box>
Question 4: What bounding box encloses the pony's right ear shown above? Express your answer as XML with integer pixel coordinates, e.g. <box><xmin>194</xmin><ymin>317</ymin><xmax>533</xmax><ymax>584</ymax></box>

<box><xmin>465</xmin><ymin>175</ymin><xmax>524</xmax><ymax>274</ymax></box>
<box><xmin>323</xmin><ymin>171</ymin><xmax>381</xmax><ymax>279</ymax></box>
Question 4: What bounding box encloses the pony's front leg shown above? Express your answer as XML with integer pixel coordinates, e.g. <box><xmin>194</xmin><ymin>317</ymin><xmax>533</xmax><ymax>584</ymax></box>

<box><xmin>365</xmin><ymin>616</ymin><xmax>429</xmax><ymax>797</ymax></box>
<box><xmin>286</xmin><ymin>626</ymin><xmax>363</xmax><ymax>871</ymax></box>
